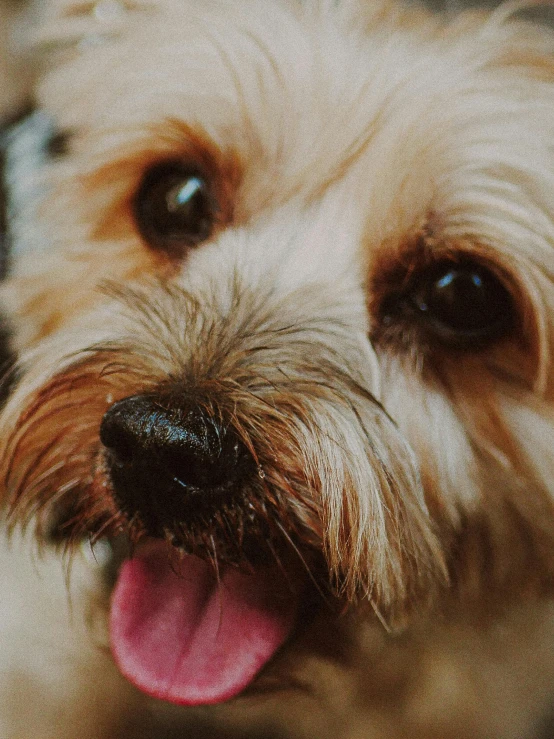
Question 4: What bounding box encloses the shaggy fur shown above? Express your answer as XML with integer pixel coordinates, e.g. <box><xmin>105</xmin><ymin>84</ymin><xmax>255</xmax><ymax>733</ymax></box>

<box><xmin>2</xmin><ymin>0</ymin><xmax>554</xmax><ymax>736</ymax></box>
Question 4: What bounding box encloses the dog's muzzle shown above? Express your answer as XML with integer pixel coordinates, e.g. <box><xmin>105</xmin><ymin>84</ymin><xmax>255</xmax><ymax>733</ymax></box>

<box><xmin>97</xmin><ymin>393</ymin><xmax>308</xmax><ymax>708</ymax></box>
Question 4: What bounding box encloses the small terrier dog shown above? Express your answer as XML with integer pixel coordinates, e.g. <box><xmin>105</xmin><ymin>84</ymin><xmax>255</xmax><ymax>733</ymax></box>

<box><xmin>2</xmin><ymin>0</ymin><xmax>554</xmax><ymax>737</ymax></box>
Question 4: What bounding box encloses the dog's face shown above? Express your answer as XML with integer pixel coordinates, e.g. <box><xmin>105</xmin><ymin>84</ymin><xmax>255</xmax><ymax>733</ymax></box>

<box><xmin>2</xmin><ymin>0</ymin><xmax>554</xmax><ymax>711</ymax></box>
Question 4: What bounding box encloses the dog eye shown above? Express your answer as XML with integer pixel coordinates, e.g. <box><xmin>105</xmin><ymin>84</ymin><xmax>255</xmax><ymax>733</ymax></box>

<box><xmin>134</xmin><ymin>162</ymin><xmax>217</xmax><ymax>255</ymax></box>
<box><xmin>383</xmin><ymin>259</ymin><xmax>514</xmax><ymax>346</ymax></box>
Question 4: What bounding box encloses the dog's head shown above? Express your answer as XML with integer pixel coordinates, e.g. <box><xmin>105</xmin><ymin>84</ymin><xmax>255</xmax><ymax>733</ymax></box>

<box><xmin>2</xmin><ymin>0</ymin><xmax>554</xmax><ymax>708</ymax></box>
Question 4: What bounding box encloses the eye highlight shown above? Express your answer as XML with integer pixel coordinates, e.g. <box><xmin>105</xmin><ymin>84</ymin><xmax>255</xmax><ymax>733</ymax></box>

<box><xmin>380</xmin><ymin>258</ymin><xmax>515</xmax><ymax>348</ymax></box>
<box><xmin>134</xmin><ymin>162</ymin><xmax>218</xmax><ymax>256</ymax></box>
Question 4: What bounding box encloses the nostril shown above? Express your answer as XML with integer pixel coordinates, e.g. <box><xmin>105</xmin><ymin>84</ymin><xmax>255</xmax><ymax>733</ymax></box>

<box><xmin>99</xmin><ymin>411</ymin><xmax>139</xmax><ymax>464</ymax></box>
<box><xmin>99</xmin><ymin>395</ymin><xmax>163</xmax><ymax>467</ymax></box>
<box><xmin>168</xmin><ymin>438</ymin><xmax>244</xmax><ymax>492</ymax></box>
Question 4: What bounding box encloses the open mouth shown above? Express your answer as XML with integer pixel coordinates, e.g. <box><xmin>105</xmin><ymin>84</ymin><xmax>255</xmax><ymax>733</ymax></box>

<box><xmin>25</xmin><ymin>387</ymin><xmax>328</xmax><ymax>707</ymax></box>
<box><xmin>82</xmin><ymin>394</ymin><xmax>321</xmax><ymax>704</ymax></box>
<box><xmin>47</xmin><ymin>467</ymin><xmax>323</xmax><ymax>708</ymax></box>
<box><xmin>108</xmin><ymin>538</ymin><xmax>315</xmax><ymax>705</ymax></box>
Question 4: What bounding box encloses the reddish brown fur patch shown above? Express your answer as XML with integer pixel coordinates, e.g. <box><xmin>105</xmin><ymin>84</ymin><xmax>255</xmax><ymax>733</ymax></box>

<box><xmin>2</xmin><ymin>351</ymin><xmax>157</xmax><ymax>537</ymax></box>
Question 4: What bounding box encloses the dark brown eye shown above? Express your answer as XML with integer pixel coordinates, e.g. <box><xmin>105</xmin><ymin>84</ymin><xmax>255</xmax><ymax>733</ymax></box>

<box><xmin>382</xmin><ymin>259</ymin><xmax>515</xmax><ymax>347</ymax></box>
<box><xmin>134</xmin><ymin>162</ymin><xmax>217</xmax><ymax>255</ymax></box>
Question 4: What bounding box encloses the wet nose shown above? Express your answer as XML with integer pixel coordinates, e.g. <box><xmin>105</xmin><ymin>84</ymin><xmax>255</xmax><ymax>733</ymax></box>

<box><xmin>100</xmin><ymin>394</ymin><xmax>249</xmax><ymax>533</ymax></box>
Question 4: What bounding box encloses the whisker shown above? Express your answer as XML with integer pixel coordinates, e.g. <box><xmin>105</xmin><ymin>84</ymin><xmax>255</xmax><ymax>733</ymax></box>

<box><xmin>275</xmin><ymin>521</ymin><xmax>331</xmax><ymax>606</ymax></box>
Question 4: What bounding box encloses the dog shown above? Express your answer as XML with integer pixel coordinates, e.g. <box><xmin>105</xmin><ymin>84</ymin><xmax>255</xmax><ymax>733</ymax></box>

<box><xmin>2</xmin><ymin>0</ymin><xmax>554</xmax><ymax>736</ymax></box>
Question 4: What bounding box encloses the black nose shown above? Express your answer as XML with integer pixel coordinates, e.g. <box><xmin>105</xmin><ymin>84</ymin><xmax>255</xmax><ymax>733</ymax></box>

<box><xmin>100</xmin><ymin>394</ymin><xmax>250</xmax><ymax>534</ymax></box>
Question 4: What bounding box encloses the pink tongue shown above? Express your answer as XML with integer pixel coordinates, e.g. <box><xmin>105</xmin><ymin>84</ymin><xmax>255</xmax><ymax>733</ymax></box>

<box><xmin>109</xmin><ymin>541</ymin><xmax>298</xmax><ymax>705</ymax></box>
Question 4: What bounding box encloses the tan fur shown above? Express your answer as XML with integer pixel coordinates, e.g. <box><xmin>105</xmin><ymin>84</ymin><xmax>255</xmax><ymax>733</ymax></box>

<box><xmin>2</xmin><ymin>0</ymin><xmax>554</xmax><ymax>736</ymax></box>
